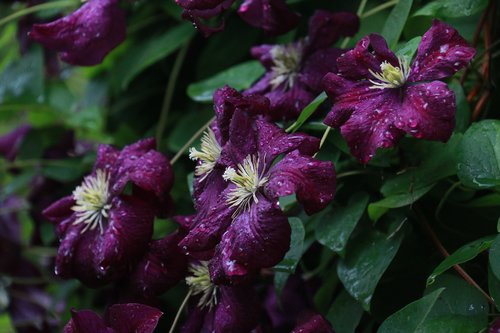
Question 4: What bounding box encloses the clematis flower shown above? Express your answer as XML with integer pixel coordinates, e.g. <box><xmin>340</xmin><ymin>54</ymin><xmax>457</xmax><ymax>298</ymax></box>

<box><xmin>175</xmin><ymin>0</ymin><xmax>299</xmax><ymax>37</ymax></box>
<box><xmin>181</xmin><ymin>87</ymin><xmax>336</xmax><ymax>280</ymax></box>
<box><xmin>291</xmin><ymin>313</ymin><xmax>334</xmax><ymax>333</ymax></box>
<box><xmin>63</xmin><ymin>303</ymin><xmax>162</xmax><ymax>333</ymax></box>
<box><xmin>180</xmin><ymin>261</ymin><xmax>259</xmax><ymax>333</ymax></box>
<box><xmin>43</xmin><ymin>138</ymin><xmax>174</xmax><ymax>286</ymax></box>
<box><xmin>0</xmin><ymin>125</ymin><xmax>30</xmax><ymax>161</ymax></box>
<box><xmin>245</xmin><ymin>10</ymin><xmax>359</xmax><ymax>120</ymax></box>
<box><xmin>30</xmin><ymin>0</ymin><xmax>126</xmax><ymax>66</ymax></box>
<box><xmin>322</xmin><ymin>20</ymin><xmax>475</xmax><ymax>163</ymax></box>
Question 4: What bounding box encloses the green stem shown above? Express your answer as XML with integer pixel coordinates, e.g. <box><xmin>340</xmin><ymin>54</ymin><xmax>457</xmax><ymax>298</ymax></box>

<box><xmin>156</xmin><ymin>42</ymin><xmax>191</xmax><ymax>148</ymax></box>
<box><xmin>434</xmin><ymin>181</ymin><xmax>461</xmax><ymax>221</ymax></box>
<box><xmin>0</xmin><ymin>0</ymin><xmax>77</xmax><ymax>27</ymax></box>
<box><xmin>170</xmin><ymin>116</ymin><xmax>215</xmax><ymax>165</ymax></box>
<box><xmin>362</xmin><ymin>0</ymin><xmax>399</xmax><ymax>18</ymax></box>
<box><xmin>168</xmin><ymin>290</ymin><xmax>192</xmax><ymax>333</ymax></box>
<box><xmin>313</xmin><ymin>126</ymin><xmax>332</xmax><ymax>157</ymax></box>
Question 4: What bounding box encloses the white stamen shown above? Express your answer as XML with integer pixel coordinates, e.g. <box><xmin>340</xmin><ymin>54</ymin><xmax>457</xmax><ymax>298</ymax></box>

<box><xmin>269</xmin><ymin>42</ymin><xmax>304</xmax><ymax>90</ymax></box>
<box><xmin>71</xmin><ymin>169</ymin><xmax>111</xmax><ymax>234</ymax></box>
<box><xmin>223</xmin><ymin>154</ymin><xmax>269</xmax><ymax>216</ymax></box>
<box><xmin>368</xmin><ymin>56</ymin><xmax>410</xmax><ymax>89</ymax></box>
<box><xmin>185</xmin><ymin>261</ymin><xmax>218</xmax><ymax>309</ymax></box>
<box><xmin>189</xmin><ymin>128</ymin><xmax>221</xmax><ymax>180</ymax></box>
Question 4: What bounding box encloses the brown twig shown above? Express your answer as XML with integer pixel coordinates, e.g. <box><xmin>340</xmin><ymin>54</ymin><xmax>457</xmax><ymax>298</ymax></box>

<box><xmin>414</xmin><ymin>206</ymin><xmax>495</xmax><ymax>305</ymax></box>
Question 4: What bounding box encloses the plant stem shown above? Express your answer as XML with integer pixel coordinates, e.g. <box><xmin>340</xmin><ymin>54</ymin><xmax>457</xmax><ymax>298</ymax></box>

<box><xmin>362</xmin><ymin>0</ymin><xmax>398</xmax><ymax>18</ymax></box>
<box><xmin>170</xmin><ymin>116</ymin><xmax>215</xmax><ymax>165</ymax></box>
<box><xmin>168</xmin><ymin>290</ymin><xmax>192</xmax><ymax>333</ymax></box>
<box><xmin>0</xmin><ymin>0</ymin><xmax>76</xmax><ymax>27</ymax></box>
<box><xmin>415</xmin><ymin>206</ymin><xmax>495</xmax><ymax>305</ymax></box>
<box><xmin>156</xmin><ymin>42</ymin><xmax>190</xmax><ymax>148</ymax></box>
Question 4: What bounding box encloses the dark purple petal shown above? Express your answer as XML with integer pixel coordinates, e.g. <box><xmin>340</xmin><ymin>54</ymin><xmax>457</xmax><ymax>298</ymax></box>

<box><xmin>250</xmin><ymin>45</ymin><xmax>275</xmax><ymax>69</ymax></box>
<box><xmin>336</xmin><ymin>34</ymin><xmax>398</xmax><ymax>80</ymax></box>
<box><xmin>30</xmin><ymin>0</ymin><xmax>126</xmax><ymax>66</ymax></box>
<box><xmin>94</xmin><ymin>144</ymin><xmax>120</xmax><ymax>172</ymax></box>
<box><xmin>489</xmin><ymin>318</ymin><xmax>500</xmax><ymax>333</ymax></box>
<box><xmin>43</xmin><ymin>196</ymin><xmax>75</xmax><ymax>227</ymax></box>
<box><xmin>261</xmin><ymin>82</ymin><xmax>317</xmax><ymax>120</ymax></box>
<box><xmin>306</xmin><ymin>11</ymin><xmax>359</xmax><ymax>51</ymax></box>
<box><xmin>220</xmin><ymin>107</ymin><xmax>259</xmax><ymax>166</ymax></box>
<box><xmin>300</xmin><ymin>48</ymin><xmax>343</xmax><ymax>91</ymax></box>
<box><xmin>176</xmin><ymin>0</ymin><xmax>235</xmax><ymax>37</ymax></box>
<box><xmin>0</xmin><ymin>125</ymin><xmax>30</xmax><ymax>161</ymax></box>
<box><xmin>128</xmin><ymin>232</ymin><xmax>188</xmax><ymax>298</ymax></box>
<box><xmin>238</xmin><ymin>0</ymin><xmax>300</xmax><ymax>35</ymax></box>
<box><xmin>213</xmin><ymin>286</ymin><xmax>260</xmax><ymax>333</ymax></box>
<box><xmin>107</xmin><ymin>303</ymin><xmax>162</xmax><ymax>333</ymax></box>
<box><xmin>256</xmin><ymin>119</ymin><xmax>319</xmax><ymax>162</ymax></box>
<box><xmin>397</xmin><ymin>82</ymin><xmax>456</xmax><ymax>141</ymax></box>
<box><xmin>409</xmin><ymin>20</ymin><xmax>475</xmax><ymax>82</ymax></box>
<box><xmin>291</xmin><ymin>313</ymin><xmax>333</xmax><ymax>333</ymax></box>
<box><xmin>265</xmin><ymin>150</ymin><xmax>335</xmax><ymax>215</ymax></box>
<box><xmin>211</xmin><ymin>198</ymin><xmax>290</xmax><ymax>279</ymax></box>
<box><xmin>63</xmin><ymin>309</ymin><xmax>114</xmax><ymax>333</ymax></box>
<box><xmin>323</xmin><ymin>73</ymin><xmax>404</xmax><ymax>163</ymax></box>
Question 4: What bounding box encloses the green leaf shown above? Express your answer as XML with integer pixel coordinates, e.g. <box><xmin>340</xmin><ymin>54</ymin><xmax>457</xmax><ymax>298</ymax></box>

<box><xmin>414</xmin><ymin>0</ymin><xmax>487</xmax><ymax>17</ymax></box>
<box><xmin>274</xmin><ymin>217</ymin><xmax>305</xmax><ymax>273</ymax></box>
<box><xmin>316</xmin><ymin>192</ymin><xmax>369</xmax><ymax>254</ymax></box>
<box><xmin>337</xmin><ymin>228</ymin><xmax>403</xmax><ymax>310</ymax></box>
<box><xmin>187</xmin><ymin>61</ymin><xmax>265</xmax><ymax>102</ymax></box>
<box><xmin>457</xmin><ymin>120</ymin><xmax>500</xmax><ymax>189</ymax></box>
<box><xmin>449</xmin><ymin>80</ymin><xmax>470</xmax><ymax>133</ymax></box>
<box><xmin>326</xmin><ymin>290</ymin><xmax>364</xmax><ymax>333</ymax></box>
<box><xmin>112</xmin><ymin>23</ymin><xmax>195</xmax><ymax>90</ymax></box>
<box><xmin>489</xmin><ymin>265</ymin><xmax>500</xmax><ymax>311</ymax></box>
<box><xmin>273</xmin><ymin>271</ymin><xmax>289</xmax><ymax>297</ymax></box>
<box><xmin>381</xmin><ymin>0</ymin><xmax>414</xmax><ymax>48</ymax></box>
<box><xmin>378</xmin><ymin>289</ymin><xmax>444</xmax><ymax>333</ymax></box>
<box><xmin>427</xmin><ymin>236</ymin><xmax>495</xmax><ymax>285</ymax></box>
<box><xmin>368</xmin><ymin>184</ymin><xmax>434</xmax><ymax>221</ymax></box>
<box><xmin>286</xmin><ymin>92</ymin><xmax>327</xmax><ymax>133</ymax></box>
<box><xmin>489</xmin><ymin>234</ymin><xmax>500</xmax><ymax>281</ymax></box>
<box><xmin>465</xmin><ymin>193</ymin><xmax>500</xmax><ymax>207</ymax></box>
<box><xmin>395</xmin><ymin>36</ymin><xmax>421</xmax><ymax>62</ymax></box>
<box><xmin>166</xmin><ymin>109</ymin><xmax>213</xmax><ymax>152</ymax></box>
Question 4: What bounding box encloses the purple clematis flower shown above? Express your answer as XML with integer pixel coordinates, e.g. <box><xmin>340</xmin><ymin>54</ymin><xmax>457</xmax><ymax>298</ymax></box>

<box><xmin>181</xmin><ymin>86</ymin><xmax>336</xmax><ymax>281</ymax></box>
<box><xmin>63</xmin><ymin>303</ymin><xmax>162</xmax><ymax>333</ymax></box>
<box><xmin>322</xmin><ymin>20</ymin><xmax>476</xmax><ymax>163</ymax></box>
<box><xmin>181</xmin><ymin>260</ymin><xmax>259</xmax><ymax>333</ymax></box>
<box><xmin>43</xmin><ymin>138</ymin><xmax>174</xmax><ymax>286</ymax></box>
<box><xmin>30</xmin><ymin>0</ymin><xmax>126</xmax><ymax>66</ymax></box>
<box><xmin>245</xmin><ymin>10</ymin><xmax>359</xmax><ymax>120</ymax></box>
<box><xmin>175</xmin><ymin>0</ymin><xmax>299</xmax><ymax>37</ymax></box>
<box><xmin>291</xmin><ymin>313</ymin><xmax>334</xmax><ymax>333</ymax></box>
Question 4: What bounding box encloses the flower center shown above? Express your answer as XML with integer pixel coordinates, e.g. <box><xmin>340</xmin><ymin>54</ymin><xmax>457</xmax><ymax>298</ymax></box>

<box><xmin>71</xmin><ymin>169</ymin><xmax>111</xmax><ymax>234</ymax></box>
<box><xmin>189</xmin><ymin>128</ymin><xmax>221</xmax><ymax>180</ymax></box>
<box><xmin>368</xmin><ymin>56</ymin><xmax>410</xmax><ymax>89</ymax></box>
<box><xmin>223</xmin><ymin>154</ymin><xmax>269</xmax><ymax>214</ymax></box>
<box><xmin>269</xmin><ymin>42</ymin><xmax>303</xmax><ymax>90</ymax></box>
<box><xmin>185</xmin><ymin>261</ymin><xmax>218</xmax><ymax>309</ymax></box>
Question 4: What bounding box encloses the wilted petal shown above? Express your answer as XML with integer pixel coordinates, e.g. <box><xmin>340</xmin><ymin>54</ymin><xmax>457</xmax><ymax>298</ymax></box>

<box><xmin>307</xmin><ymin>11</ymin><xmax>359</xmax><ymax>51</ymax></box>
<box><xmin>397</xmin><ymin>81</ymin><xmax>456</xmax><ymax>141</ymax></box>
<box><xmin>409</xmin><ymin>20</ymin><xmax>475</xmax><ymax>82</ymax></box>
<box><xmin>238</xmin><ymin>0</ymin><xmax>300</xmax><ymax>35</ymax></box>
<box><xmin>291</xmin><ymin>313</ymin><xmax>333</xmax><ymax>333</ymax></box>
<box><xmin>336</xmin><ymin>34</ymin><xmax>399</xmax><ymax>80</ymax></box>
<box><xmin>107</xmin><ymin>303</ymin><xmax>162</xmax><ymax>333</ymax></box>
<box><xmin>265</xmin><ymin>150</ymin><xmax>335</xmax><ymax>215</ymax></box>
<box><xmin>30</xmin><ymin>0</ymin><xmax>126</xmax><ymax>66</ymax></box>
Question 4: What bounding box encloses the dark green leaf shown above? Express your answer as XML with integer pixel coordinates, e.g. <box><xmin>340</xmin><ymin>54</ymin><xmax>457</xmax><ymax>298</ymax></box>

<box><xmin>337</xmin><ymin>228</ymin><xmax>403</xmax><ymax>310</ymax></box>
<box><xmin>395</xmin><ymin>36</ymin><xmax>421</xmax><ymax>62</ymax></box>
<box><xmin>489</xmin><ymin>234</ymin><xmax>500</xmax><ymax>281</ymax></box>
<box><xmin>316</xmin><ymin>192</ymin><xmax>369</xmax><ymax>254</ymax></box>
<box><xmin>378</xmin><ymin>289</ymin><xmax>444</xmax><ymax>333</ymax></box>
<box><xmin>414</xmin><ymin>0</ymin><xmax>487</xmax><ymax>17</ymax></box>
<box><xmin>449</xmin><ymin>80</ymin><xmax>471</xmax><ymax>133</ymax></box>
<box><xmin>166</xmin><ymin>109</ymin><xmax>213</xmax><ymax>152</ymax></box>
<box><xmin>427</xmin><ymin>236</ymin><xmax>495</xmax><ymax>285</ymax></box>
<box><xmin>457</xmin><ymin>120</ymin><xmax>500</xmax><ymax>189</ymax></box>
<box><xmin>187</xmin><ymin>61</ymin><xmax>265</xmax><ymax>102</ymax></box>
<box><xmin>273</xmin><ymin>272</ymin><xmax>289</xmax><ymax>298</ymax></box>
<box><xmin>274</xmin><ymin>217</ymin><xmax>305</xmax><ymax>273</ymax></box>
<box><xmin>489</xmin><ymin>265</ymin><xmax>500</xmax><ymax>311</ymax></box>
<box><xmin>42</xmin><ymin>159</ymin><xmax>86</xmax><ymax>182</ymax></box>
<box><xmin>326</xmin><ymin>290</ymin><xmax>364</xmax><ymax>333</ymax></box>
<box><xmin>286</xmin><ymin>92</ymin><xmax>327</xmax><ymax>133</ymax></box>
<box><xmin>381</xmin><ymin>0</ymin><xmax>414</xmax><ymax>48</ymax></box>
<box><xmin>112</xmin><ymin>24</ymin><xmax>195</xmax><ymax>90</ymax></box>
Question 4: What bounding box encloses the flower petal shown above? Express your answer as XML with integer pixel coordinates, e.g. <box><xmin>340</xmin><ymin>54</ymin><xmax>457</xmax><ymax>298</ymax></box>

<box><xmin>238</xmin><ymin>0</ymin><xmax>300</xmax><ymax>35</ymax></box>
<box><xmin>63</xmin><ymin>309</ymin><xmax>114</xmax><ymax>333</ymax></box>
<box><xmin>397</xmin><ymin>82</ymin><xmax>456</xmax><ymax>141</ymax></box>
<box><xmin>265</xmin><ymin>150</ymin><xmax>335</xmax><ymax>215</ymax></box>
<box><xmin>30</xmin><ymin>0</ymin><xmax>126</xmax><ymax>66</ymax></box>
<box><xmin>0</xmin><ymin>125</ymin><xmax>30</xmax><ymax>161</ymax></box>
<box><xmin>409</xmin><ymin>20</ymin><xmax>475</xmax><ymax>82</ymax></box>
<box><xmin>107</xmin><ymin>303</ymin><xmax>162</xmax><ymax>333</ymax></box>
<box><xmin>306</xmin><ymin>11</ymin><xmax>359</xmax><ymax>51</ymax></box>
<box><xmin>213</xmin><ymin>286</ymin><xmax>260</xmax><ymax>332</ymax></box>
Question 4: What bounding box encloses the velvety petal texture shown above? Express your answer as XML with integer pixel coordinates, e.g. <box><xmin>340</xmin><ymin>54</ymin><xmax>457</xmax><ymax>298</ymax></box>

<box><xmin>323</xmin><ymin>20</ymin><xmax>475</xmax><ymax>163</ymax></box>
<box><xmin>238</xmin><ymin>0</ymin><xmax>300</xmax><ymax>35</ymax></box>
<box><xmin>30</xmin><ymin>0</ymin><xmax>126</xmax><ymax>66</ymax></box>
<box><xmin>43</xmin><ymin>138</ymin><xmax>174</xmax><ymax>286</ymax></box>
<box><xmin>291</xmin><ymin>313</ymin><xmax>334</xmax><ymax>333</ymax></box>
<box><xmin>63</xmin><ymin>303</ymin><xmax>162</xmax><ymax>333</ymax></box>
